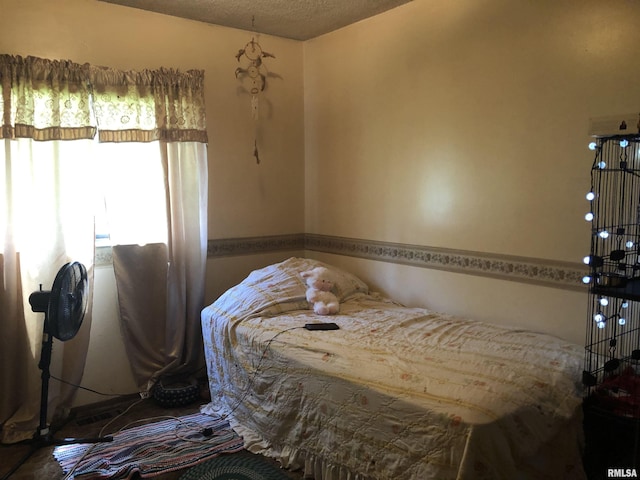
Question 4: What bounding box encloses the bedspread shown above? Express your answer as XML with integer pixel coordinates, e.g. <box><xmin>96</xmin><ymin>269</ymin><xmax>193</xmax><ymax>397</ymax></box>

<box><xmin>201</xmin><ymin>258</ymin><xmax>585</xmax><ymax>480</ymax></box>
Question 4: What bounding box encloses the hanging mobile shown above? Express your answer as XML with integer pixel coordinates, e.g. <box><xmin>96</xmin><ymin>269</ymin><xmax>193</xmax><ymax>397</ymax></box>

<box><xmin>235</xmin><ymin>37</ymin><xmax>274</xmax><ymax>117</ymax></box>
<box><xmin>235</xmin><ymin>20</ymin><xmax>275</xmax><ymax>164</ymax></box>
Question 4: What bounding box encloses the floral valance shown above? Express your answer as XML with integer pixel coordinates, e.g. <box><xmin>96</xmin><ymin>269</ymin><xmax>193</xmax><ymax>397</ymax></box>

<box><xmin>0</xmin><ymin>54</ymin><xmax>207</xmax><ymax>143</ymax></box>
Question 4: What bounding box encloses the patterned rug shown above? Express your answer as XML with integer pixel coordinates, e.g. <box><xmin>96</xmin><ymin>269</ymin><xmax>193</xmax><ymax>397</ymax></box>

<box><xmin>178</xmin><ymin>453</ymin><xmax>291</xmax><ymax>480</ymax></box>
<box><xmin>53</xmin><ymin>412</ymin><xmax>244</xmax><ymax>479</ymax></box>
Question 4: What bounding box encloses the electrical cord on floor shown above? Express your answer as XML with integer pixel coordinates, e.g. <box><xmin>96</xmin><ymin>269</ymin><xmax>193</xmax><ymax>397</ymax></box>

<box><xmin>57</xmin><ymin>330</ymin><xmax>304</xmax><ymax>478</ymax></box>
<box><xmin>51</xmin><ymin>362</ymin><xmax>207</xmax><ymax>397</ymax></box>
<box><xmin>62</xmin><ymin>396</ymin><xmax>146</xmax><ymax>480</ymax></box>
<box><xmin>50</xmin><ymin>375</ymin><xmax>133</xmax><ymax>397</ymax></box>
<box><xmin>61</xmin><ymin>399</ymin><xmax>231</xmax><ymax>479</ymax></box>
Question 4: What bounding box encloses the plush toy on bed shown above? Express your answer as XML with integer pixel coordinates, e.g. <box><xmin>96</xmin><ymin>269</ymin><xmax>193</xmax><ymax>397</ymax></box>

<box><xmin>301</xmin><ymin>266</ymin><xmax>340</xmax><ymax>315</ymax></box>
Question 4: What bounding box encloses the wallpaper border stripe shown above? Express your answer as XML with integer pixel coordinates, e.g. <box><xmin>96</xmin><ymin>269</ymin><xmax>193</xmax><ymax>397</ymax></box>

<box><xmin>207</xmin><ymin>233</ymin><xmax>305</xmax><ymax>257</ymax></box>
<box><xmin>207</xmin><ymin>234</ymin><xmax>587</xmax><ymax>292</ymax></box>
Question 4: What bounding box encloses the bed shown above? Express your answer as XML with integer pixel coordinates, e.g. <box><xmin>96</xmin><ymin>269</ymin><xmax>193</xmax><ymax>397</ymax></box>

<box><xmin>201</xmin><ymin>257</ymin><xmax>586</xmax><ymax>479</ymax></box>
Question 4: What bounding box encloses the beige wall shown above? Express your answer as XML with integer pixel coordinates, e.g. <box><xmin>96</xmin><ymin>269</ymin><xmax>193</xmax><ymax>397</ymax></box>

<box><xmin>304</xmin><ymin>0</ymin><xmax>640</xmax><ymax>260</ymax></box>
<box><xmin>303</xmin><ymin>0</ymin><xmax>640</xmax><ymax>344</ymax></box>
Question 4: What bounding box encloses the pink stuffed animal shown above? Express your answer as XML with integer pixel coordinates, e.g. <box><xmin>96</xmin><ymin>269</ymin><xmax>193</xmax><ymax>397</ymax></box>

<box><xmin>301</xmin><ymin>267</ymin><xmax>339</xmax><ymax>315</ymax></box>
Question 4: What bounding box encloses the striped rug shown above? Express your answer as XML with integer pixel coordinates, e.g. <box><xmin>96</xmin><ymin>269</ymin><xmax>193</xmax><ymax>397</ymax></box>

<box><xmin>53</xmin><ymin>413</ymin><xmax>244</xmax><ymax>479</ymax></box>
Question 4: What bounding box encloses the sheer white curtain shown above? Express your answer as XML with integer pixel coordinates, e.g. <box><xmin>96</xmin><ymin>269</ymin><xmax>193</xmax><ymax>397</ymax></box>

<box><xmin>162</xmin><ymin>141</ymin><xmax>208</xmax><ymax>384</ymax></box>
<box><xmin>0</xmin><ymin>54</ymin><xmax>208</xmax><ymax>443</ymax></box>
<box><xmin>0</xmin><ymin>139</ymin><xmax>97</xmax><ymax>443</ymax></box>
<box><xmin>0</xmin><ymin>55</ymin><xmax>98</xmax><ymax>443</ymax></box>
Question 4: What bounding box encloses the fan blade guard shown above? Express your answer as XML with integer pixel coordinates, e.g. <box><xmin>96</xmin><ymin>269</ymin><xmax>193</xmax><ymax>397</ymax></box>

<box><xmin>48</xmin><ymin>261</ymin><xmax>89</xmax><ymax>341</ymax></box>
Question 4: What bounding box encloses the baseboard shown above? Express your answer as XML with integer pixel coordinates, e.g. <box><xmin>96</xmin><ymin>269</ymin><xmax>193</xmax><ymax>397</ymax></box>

<box><xmin>70</xmin><ymin>393</ymin><xmax>141</xmax><ymax>425</ymax></box>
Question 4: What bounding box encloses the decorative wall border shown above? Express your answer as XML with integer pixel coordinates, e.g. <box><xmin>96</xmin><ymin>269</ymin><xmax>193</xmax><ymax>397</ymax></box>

<box><xmin>206</xmin><ymin>233</ymin><xmax>588</xmax><ymax>292</ymax></box>
<box><xmin>207</xmin><ymin>233</ymin><xmax>305</xmax><ymax>257</ymax></box>
<box><xmin>94</xmin><ymin>234</ymin><xmax>304</xmax><ymax>267</ymax></box>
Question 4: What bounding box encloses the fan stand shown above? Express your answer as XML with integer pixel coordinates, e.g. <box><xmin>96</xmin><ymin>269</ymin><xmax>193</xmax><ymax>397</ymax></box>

<box><xmin>1</xmin><ymin>273</ymin><xmax>113</xmax><ymax>480</ymax></box>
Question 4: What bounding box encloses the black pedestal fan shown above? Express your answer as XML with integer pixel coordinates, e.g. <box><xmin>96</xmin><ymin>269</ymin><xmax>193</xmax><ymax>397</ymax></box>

<box><xmin>2</xmin><ymin>262</ymin><xmax>113</xmax><ymax>480</ymax></box>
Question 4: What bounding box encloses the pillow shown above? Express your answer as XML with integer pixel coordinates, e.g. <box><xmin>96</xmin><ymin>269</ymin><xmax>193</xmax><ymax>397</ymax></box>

<box><xmin>211</xmin><ymin>257</ymin><xmax>369</xmax><ymax>318</ymax></box>
<box><xmin>279</xmin><ymin>257</ymin><xmax>369</xmax><ymax>301</ymax></box>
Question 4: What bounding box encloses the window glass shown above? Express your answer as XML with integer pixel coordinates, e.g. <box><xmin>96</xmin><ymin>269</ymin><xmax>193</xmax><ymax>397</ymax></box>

<box><xmin>95</xmin><ymin>142</ymin><xmax>168</xmax><ymax>247</ymax></box>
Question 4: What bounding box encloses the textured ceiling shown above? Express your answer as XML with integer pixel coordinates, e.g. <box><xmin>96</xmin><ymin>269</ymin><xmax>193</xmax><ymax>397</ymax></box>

<box><xmin>98</xmin><ymin>0</ymin><xmax>412</xmax><ymax>41</ymax></box>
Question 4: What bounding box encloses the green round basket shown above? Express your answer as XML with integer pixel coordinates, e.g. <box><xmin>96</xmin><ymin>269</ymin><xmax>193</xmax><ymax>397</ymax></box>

<box><xmin>179</xmin><ymin>453</ymin><xmax>291</xmax><ymax>480</ymax></box>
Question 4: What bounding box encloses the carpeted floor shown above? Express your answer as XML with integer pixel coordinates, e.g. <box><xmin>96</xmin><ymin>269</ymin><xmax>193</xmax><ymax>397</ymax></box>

<box><xmin>0</xmin><ymin>396</ymin><xmax>304</xmax><ymax>480</ymax></box>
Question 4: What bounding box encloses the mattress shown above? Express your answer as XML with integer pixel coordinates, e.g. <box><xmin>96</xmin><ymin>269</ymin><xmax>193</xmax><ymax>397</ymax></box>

<box><xmin>201</xmin><ymin>257</ymin><xmax>586</xmax><ymax>479</ymax></box>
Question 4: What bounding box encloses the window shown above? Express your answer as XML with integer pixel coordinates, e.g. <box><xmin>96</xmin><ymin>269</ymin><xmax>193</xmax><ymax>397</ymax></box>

<box><xmin>94</xmin><ymin>142</ymin><xmax>168</xmax><ymax>247</ymax></box>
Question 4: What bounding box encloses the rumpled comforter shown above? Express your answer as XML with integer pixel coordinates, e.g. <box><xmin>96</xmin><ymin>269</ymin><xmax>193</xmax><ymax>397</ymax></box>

<box><xmin>201</xmin><ymin>257</ymin><xmax>586</xmax><ymax>479</ymax></box>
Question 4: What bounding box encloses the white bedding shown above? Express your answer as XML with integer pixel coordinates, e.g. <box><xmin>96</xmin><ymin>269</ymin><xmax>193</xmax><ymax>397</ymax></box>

<box><xmin>201</xmin><ymin>257</ymin><xmax>586</xmax><ymax>479</ymax></box>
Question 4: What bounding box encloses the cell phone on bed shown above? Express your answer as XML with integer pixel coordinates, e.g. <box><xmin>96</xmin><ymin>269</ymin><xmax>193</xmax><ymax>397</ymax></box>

<box><xmin>304</xmin><ymin>322</ymin><xmax>340</xmax><ymax>331</ymax></box>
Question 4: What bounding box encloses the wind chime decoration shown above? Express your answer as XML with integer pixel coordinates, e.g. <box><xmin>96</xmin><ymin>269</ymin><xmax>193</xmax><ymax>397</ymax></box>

<box><xmin>235</xmin><ymin>33</ymin><xmax>275</xmax><ymax>164</ymax></box>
